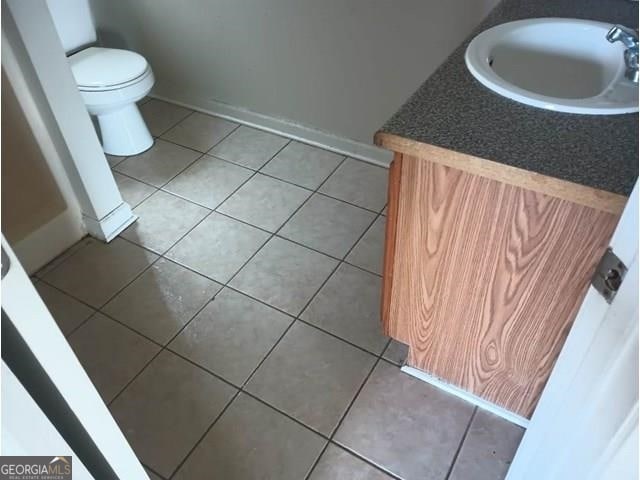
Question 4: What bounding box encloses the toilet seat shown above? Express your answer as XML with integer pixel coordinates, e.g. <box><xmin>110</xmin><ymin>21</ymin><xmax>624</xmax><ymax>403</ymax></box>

<box><xmin>69</xmin><ymin>47</ymin><xmax>150</xmax><ymax>91</ymax></box>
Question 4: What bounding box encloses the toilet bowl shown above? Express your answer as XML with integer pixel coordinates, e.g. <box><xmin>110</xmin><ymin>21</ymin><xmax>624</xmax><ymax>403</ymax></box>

<box><xmin>46</xmin><ymin>0</ymin><xmax>155</xmax><ymax>156</ymax></box>
<box><xmin>70</xmin><ymin>47</ymin><xmax>155</xmax><ymax>155</ymax></box>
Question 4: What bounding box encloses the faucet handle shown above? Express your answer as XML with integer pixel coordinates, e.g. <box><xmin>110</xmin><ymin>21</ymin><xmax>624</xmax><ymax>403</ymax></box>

<box><xmin>606</xmin><ymin>24</ymin><xmax>639</xmax><ymax>48</ymax></box>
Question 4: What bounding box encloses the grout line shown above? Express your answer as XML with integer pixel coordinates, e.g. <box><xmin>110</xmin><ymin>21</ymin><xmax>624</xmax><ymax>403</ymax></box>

<box><xmin>105</xmin><ymin>279</ymin><xmax>224</xmax><ymax>408</ymax></box>
<box><xmin>41</xmin><ymin>184</ymin><xmax>387</xmax><ymax>389</ymax></box>
<box><xmin>107</xmin><ymin>155</ymin><xmax>129</xmax><ymax>169</ymax></box>
<box><xmin>444</xmin><ymin>407</ymin><xmax>478</xmax><ymax>480</ymax></box>
<box><xmin>32</xmin><ymin>280</ymin><xmax>99</xmax><ymax>338</ymax></box>
<box><xmin>301</xmin><ymin>204</ymin><xmax>396</xmax><ymax>480</ymax></box>
<box><xmin>46</xmin><ymin>258</ymin><xmax>398</xmax><ymax>385</ymax></box>
<box><xmin>43</xmin><ymin>101</ymin><xmax>398</xmax><ymax>477</ymax></box>
<box><xmin>167</xmin><ymin>390</ymin><xmax>242</xmax><ymax>479</ymax></box>
<box><xmin>122</xmin><ymin>138</ymin><xmax>294</xmax><ymax>261</ymax></box>
<box><xmin>340</xmin><ymin>211</ymin><xmax>381</xmax><ymax>261</ymax></box>
<box><xmin>329</xmin><ymin>441</ymin><xmax>404</xmax><ymax>480</ymax></box>
<box><xmin>34</xmin><ymin>237</ymin><xmax>93</xmax><ymax>279</ymax></box>
<box><xmin>109</xmin><ymin>170</ymin><xmax>160</xmax><ymax>190</ymax></box>
<box><xmin>208</xmin><ymin>207</ymin><xmax>381</xmax><ymax>272</ymax></box>
<box><xmin>115</xmin><ymin>120</ymin><xmax>241</xmax><ymax>201</ymax></box>
<box><xmin>221</xmin><ymin>145</ymin><xmax>337</xmax><ymax>287</ymax></box>
<box><xmin>166</xmin><ymin>151</ymin><xmax>352</xmax><ymax>477</ymax></box>
<box><xmin>45</xmin><ymin>186</ymin><xmax>386</xmax><ymax>365</ymax></box>
<box><xmin>102</xmin><ymin>143</ymin><xmax>297</xmax><ymax>410</ymax></box>
<box><xmin>37</xmin><ymin>254</ymin><xmax>164</xmax><ymax>336</ymax></box>
<box><xmin>303</xmin><ymin>344</ymin><xmax>397</xmax><ymax>479</ymax></box>
<box><xmin>117</xmin><ymin>234</ymin><xmax>384</xmax><ymax>342</ymax></box>
<box><xmin>161</xmin><ymin>332</ymin><xmax>356</xmax><ymax>447</ymax></box>
<box><xmin>158</xmin><ymin>123</ymin><xmax>241</xmax><ymax>156</ymax></box>
<box><xmin>312</xmin><ymin>190</ymin><xmax>382</xmax><ymax>216</ymax></box>
<box><xmin>64</xmin><ymin>311</ymin><xmax>100</xmax><ymax>340</ymax></box>
<box><xmin>324</xmin><ymin>443</ymin><xmax>404</xmax><ymax>480</ymax></box>
<box><xmin>114</xmin><ymin>146</ymin><xmax>383</xmax><ymax>218</ymax></box>
<box><xmin>117</xmin><ymin>208</ymin><xmax>382</xmax><ymax>281</ymax></box>
<box><xmin>141</xmin><ymin>463</ymin><xmax>166</xmax><ymax>480</ymax></box>
<box><xmin>293</xmin><ymin>318</ymin><xmax>386</xmax><ymax>358</ymax></box>
<box><xmin>165</xmin><ymin>321</ymin><xmax>299</xmax><ymax>478</ymax></box>
<box><xmin>149</xmin><ymin>105</ymin><xmax>195</xmax><ymax>138</ymax></box>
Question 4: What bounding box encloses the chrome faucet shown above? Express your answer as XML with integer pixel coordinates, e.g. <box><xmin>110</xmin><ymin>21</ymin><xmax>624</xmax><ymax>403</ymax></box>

<box><xmin>606</xmin><ymin>25</ymin><xmax>639</xmax><ymax>84</ymax></box>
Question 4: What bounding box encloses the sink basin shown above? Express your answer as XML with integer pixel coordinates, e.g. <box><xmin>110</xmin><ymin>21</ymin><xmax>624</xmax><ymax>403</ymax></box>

<box><xmin>465</xmin><ymin>18</ymin><xmax>638</xmax><ymax>115</ymax></box>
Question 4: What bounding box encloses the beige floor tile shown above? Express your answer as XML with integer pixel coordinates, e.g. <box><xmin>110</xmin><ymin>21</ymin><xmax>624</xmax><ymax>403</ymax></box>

<box><xmin>382</xmin><ymin>340</ymin><xmax>409</xmax><ymax>366</ymax></box>
<box><xmin>113</xmin><ymin>172</ymin><xmax>156</xmax><ymax>208</ymax></box>
<box><xmin>448</xmin><ymin>409</ymin><xmax>524</xmax><ymax>480</ymax></box>
<box><xmin>230</xmin><ymin>237</ymin><xmax>338</xmax><ymax>315</ymax></box>
<box><xmin>140</xmin><ymin>100</ymin><xmax>192</xmax><ymax>136</ymax></box>
<box><xmin>114</xmin><ymin>139</ymin><xmax>201</xmax><ymax>187</ymax></box>
<box><xmin>35</xmin><ymin>282</ymin><xmax>95</xmax><ymax>335</ymax></box>
<box><xmin>103</xmin><ymin>258</ymin><xmax>221</xmax><ymax>344</ymax></box>
<box><xmin>301</xmin><ymin>263</ymin><xmax>387</xmax><ymax>354</ymax></box>
<box><xmin>309</xmin><ymin>444</ymin><xmax>392</xmax><ymax>480</ymax></box>
<box><xmin>335</xmin><ymin>361</ymin><xmax>474</xmax><ymax>479</ymax></box>
<box><xmin>121</xmin><ymin>191</ymin><xmax>210</xmax><ymax>254</ymax></box>
<box><xmin>346</xmin><ymin>215</ymin><xmax>385</xmax><ymax>275</ymax></box>
<box><xmin>107</xmin><ymin>154</ymin><xmax>126</xmax><ymax>167</ymax></box>
<box><xmin>161</xmin><ymin>112</ymin><xmax>238</xmax><ymax>152</ymax></box>
<box><xmin>170</xmin><ymin>288</ymin><xmax>292</xmax><ymax>385</ymax></box>
<box><xmin>110</xmin><ymin>351</ymin><xmax>236</xmax><ymax>478</ymax></box>
<box><xmin>280</xmin><ymin>194</ymin><xmax>375</xmax><ymax>258</ymax></box>
<box><xmin>173</xmin><ymin>393</ymin><xmax>325</xmax><ymax>480</ymax></box>
<box><xmin>144</xmin><ymin>467</ymin><xmax>163</xmax><ymax>480</ymax></box>
<box><xmin>42</xmin><ymin>238</ymin><xmax>157</xmax><ymax>308</ymax></box>
<box><xmin>68</xmin><ymin>313</ymin><xmax>160</xmax><ymax>403</ymax></box>
<box><xmin>163</xmin><ymin>155</ymin><xmax>252</xmax><ymax>209</ymax></box>
<box><xmin>319</xmin><ymin>158</ymin><xmax>388</xmax><ymax>212</ymax></box>
<box><xmin>209</xmin><ymin>126</ymin><xmax>289</xmax><ymax>169</ymax></box>
<box><xmin>217</xmin><ymin>174</ymin><xmax>311</xmax><ymax>232</ymax></box>
<box><xmin>34</xmin><ymin>238</ymin><xmax>93</xmax><ymax>279</ymax></box>
<box><xmin>166</xmin><ymin>212</ymin><xmax>270</xmax><ymax>283</ymax></box>
<box><xmin>246</xmin><ymin>322</ymin><xmax>376</xmax><ymax>435</ymax></box>
<box><xmin>261</xmin><ymin>141</ymin><xmax>344</xmax><ymax>189</ymax></box>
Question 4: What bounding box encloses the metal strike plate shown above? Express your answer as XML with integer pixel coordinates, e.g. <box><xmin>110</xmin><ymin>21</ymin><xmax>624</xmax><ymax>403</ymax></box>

<box><xmin>592</xmin><ymin>248</ymin><xmax>627</xmax><ymax>304</ymax></box>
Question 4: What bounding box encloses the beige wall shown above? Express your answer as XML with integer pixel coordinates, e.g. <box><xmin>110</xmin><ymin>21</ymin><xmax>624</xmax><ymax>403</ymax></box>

<box><xmin>1</xmin><ymin>70</ymin><xmax>67</xmax><ymax>244</ymax></box>
<box><xmin>89</xmin><ymin>0</ymin><xmax>497</xmax><ymax>145</ymax></box>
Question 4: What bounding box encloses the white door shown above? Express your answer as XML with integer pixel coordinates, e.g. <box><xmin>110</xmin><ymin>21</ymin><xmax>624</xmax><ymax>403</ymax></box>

<box><xmin>2</xmin><ymin>360</ymin><xmax>95</xmax><ymax>479</ymax></box>
<box><xmin>1</xmin><ymin>235</ymin><xmax>149</xmax><ymax>479</ymax></box>
<box><xmin>507</xmin><ymin>182</ymin><xmax>638</xmax><ymax>480</ymax></box>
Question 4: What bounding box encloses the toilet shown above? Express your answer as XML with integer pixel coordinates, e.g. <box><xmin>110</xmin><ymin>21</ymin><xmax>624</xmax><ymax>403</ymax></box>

<box><xmin>45</xmin><ymin>0</ymin><xmax>154</xmax><ymax>156</ymax></box>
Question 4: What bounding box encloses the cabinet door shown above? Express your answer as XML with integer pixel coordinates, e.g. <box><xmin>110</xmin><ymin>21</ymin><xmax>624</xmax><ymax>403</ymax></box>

<box><xmin>385</xmin><ymin>155</ymin><xmax>618</xmax><ymax>417</ymax></box>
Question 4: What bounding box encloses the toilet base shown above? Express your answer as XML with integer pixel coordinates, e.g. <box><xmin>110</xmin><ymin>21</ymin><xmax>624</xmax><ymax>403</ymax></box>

<box><xmin>95</xmin><ymin>103</ymin><xmax>153</xmax><ymax>156</ymax></box>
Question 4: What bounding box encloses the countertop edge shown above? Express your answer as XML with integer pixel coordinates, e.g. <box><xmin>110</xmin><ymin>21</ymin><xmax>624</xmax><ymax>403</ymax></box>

<box><xmin>374</xmin><ymin>131</ymin><xmax>627</xmax><ymax>215</ymax></box>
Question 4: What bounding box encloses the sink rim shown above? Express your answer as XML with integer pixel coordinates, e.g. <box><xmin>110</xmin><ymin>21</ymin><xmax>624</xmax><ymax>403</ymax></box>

<box><xmin>465</xmin><ymin>17</ymin><xmax>639</xmax><ymax>115</ymax></box>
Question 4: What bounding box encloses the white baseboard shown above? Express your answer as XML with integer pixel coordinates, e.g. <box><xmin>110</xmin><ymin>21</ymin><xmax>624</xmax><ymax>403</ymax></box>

<box><xmin>83</xmin><ymin>202</ymin><xmax>137</xmax><ymax>243</ymax></box>
<box><xmin>148</xmin><ymin>93</ymin><xmax>393</xmax><ymax>168</ymax></box>
<box><xmin>12</xmin><ymin>208</ymin><xmax>85</xmax><ymax>275</ymax></box>
<box><xmin>401</xmin><ymin>365</ymin><xmax>530</xmax><ymax>428</ymax></box>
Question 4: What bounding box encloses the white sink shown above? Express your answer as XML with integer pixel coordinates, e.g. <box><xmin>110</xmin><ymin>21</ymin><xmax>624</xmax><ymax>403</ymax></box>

<box><xmin>465</xmin><ymin>18</ymin><xmax>639</xmax><ymax>115</ymax></box>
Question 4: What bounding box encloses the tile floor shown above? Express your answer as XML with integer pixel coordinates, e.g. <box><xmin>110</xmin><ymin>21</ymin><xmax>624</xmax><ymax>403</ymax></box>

<box><xmin>33</xmin><ymin>99</ymin><xmax>524</xmax><ymax>480</ymax></box>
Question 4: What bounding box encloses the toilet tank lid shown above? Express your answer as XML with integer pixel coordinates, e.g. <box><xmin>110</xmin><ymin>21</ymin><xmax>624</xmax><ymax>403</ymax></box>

<box><xmin>69</xmin><ymin>47</ymin><xmax>149</xmax><ymax>88</ymax></box>
<box><xmin>45</xmin><ymin>0</ymin><xmax>97</xmax><ymax>54</ymax></box>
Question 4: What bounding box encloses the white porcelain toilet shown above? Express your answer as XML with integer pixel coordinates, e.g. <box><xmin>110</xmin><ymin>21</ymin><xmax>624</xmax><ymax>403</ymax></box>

<box><xmin>45</xmin><ymin>0</ymin><xmax>154</xmax><ymax>156</ymax></box>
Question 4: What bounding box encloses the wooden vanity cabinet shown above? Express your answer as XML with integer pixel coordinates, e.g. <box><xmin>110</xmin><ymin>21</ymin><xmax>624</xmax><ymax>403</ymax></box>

<box><xmin>381</xmin><ymin>150</ymin><xmax>621</xmax><ymax>418</ymax></box>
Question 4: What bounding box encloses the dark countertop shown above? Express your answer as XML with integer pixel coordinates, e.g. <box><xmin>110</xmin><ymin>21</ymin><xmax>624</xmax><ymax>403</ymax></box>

<box><xmin>378</xmin><ymin>0</ymin><xmax>638</xmax><ymax>196</ymax></box>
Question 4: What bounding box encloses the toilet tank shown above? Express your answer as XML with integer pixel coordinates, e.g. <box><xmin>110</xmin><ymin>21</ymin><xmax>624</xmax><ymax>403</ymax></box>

<box><xmin>45</xmin><ymin>0</ymin><xmax>97</xmax><ymax>54</ymax></box>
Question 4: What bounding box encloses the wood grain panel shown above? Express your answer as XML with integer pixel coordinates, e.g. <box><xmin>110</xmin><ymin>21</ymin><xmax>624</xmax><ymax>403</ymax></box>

<box><xmin>375</xmin><ymin>132</ymin><xmax>627</xmax><ymax>215</ymax></box>
<box><xmin>381</xmin><ymin>153</ymin><xmax>402</xmax><ymax>333</ymax></box>
<box><xmin>388</xmin><ymin>155</ymin><xmax>619</xmax><ymax>417</ymax></box>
